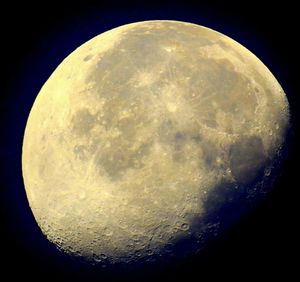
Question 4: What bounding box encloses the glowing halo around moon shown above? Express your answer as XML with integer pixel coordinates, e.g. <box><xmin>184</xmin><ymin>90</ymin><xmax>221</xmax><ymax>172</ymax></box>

<box><xmin>22</xmin><ymin>20</ymin><xmax>289</xmax><ymax>266</ymax></box>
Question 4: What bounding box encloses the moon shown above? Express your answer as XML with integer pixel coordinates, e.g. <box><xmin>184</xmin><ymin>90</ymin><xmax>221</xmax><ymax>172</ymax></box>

<box><xmin>22</xmin><ymin>20</ymin><xmax>289</xmax><ymax>266</ymax></box>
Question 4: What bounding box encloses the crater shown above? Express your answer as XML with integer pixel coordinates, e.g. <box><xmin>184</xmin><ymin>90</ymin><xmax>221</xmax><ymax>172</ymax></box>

<box><xmin>83</xmin><ymin>54</ymin><xmax>93</xmax><ymax>62</ymax></box>
<box><xmin>73</xmin><ymin>145</ymin><xmax>88</xmax><ymax>161</ymax></box>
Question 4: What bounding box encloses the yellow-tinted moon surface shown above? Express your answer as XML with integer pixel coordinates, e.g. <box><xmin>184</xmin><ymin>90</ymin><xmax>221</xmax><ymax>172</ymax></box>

<box><xmin>22</xmin><ymin>20</ymin><xmax>289</xmax><ymax>265</ymax></box>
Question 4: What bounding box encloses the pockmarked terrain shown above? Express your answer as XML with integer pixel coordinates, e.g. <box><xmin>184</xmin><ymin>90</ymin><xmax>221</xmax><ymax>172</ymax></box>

<box><xmin>22</xmin><ymin>21</ymin><xmax>289</xmax><ymax>266</ymax></box>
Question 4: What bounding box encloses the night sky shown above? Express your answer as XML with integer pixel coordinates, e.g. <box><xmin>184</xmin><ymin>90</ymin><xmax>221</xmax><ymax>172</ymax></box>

<box><xmin>1</xmin><ymin>1</ymin><xmax>298</xmax><ymax>281</ymax></box>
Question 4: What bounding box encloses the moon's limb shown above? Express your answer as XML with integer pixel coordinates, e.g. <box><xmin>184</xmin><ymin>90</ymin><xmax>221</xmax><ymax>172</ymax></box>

<box><xmin>22</xmin><ymin>20</ymin><xmax>289</xmax><ymax>264</ymax></box>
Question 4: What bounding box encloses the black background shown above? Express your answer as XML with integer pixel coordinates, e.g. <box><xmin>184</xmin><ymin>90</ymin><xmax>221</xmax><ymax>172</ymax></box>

<box><xmin>0</xmin><ymin>1</ymin><xmax>298</xmax><ymax>281</ymax></box>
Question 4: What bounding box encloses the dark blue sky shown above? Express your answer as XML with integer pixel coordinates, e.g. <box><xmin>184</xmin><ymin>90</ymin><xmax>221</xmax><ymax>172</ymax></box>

<box><xmin>1</xmin><ymin>1</ymin><xmax>298</xmax><ymax>281</ymax></box>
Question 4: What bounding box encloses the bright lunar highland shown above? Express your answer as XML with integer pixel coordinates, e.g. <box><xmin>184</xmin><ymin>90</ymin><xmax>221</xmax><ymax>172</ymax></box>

<box><xmin>22</xmin><ymin>20</ymin><xmax>289</xmax><ymax>266</ymax></box>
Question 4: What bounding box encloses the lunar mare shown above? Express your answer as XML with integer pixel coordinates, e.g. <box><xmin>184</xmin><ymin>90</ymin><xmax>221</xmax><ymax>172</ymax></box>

<box><xmin>22</xmin><ymin>21</ymin><xmax>289</xmax><ymax>265</ymax></box>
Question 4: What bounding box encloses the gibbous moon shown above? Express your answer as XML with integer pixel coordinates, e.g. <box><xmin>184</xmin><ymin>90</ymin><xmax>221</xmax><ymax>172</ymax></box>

<box><xmin>22</xmin><ymin>20</ymin><xmax>289</xmax><ymax>266</ymax></box>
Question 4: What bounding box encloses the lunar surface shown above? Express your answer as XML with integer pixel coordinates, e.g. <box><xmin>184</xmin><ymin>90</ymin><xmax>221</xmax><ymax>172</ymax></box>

<box><xmin>22</xmin><ymin>20</ymin><xmax>289</xmax><ymax>266</ymax></box>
